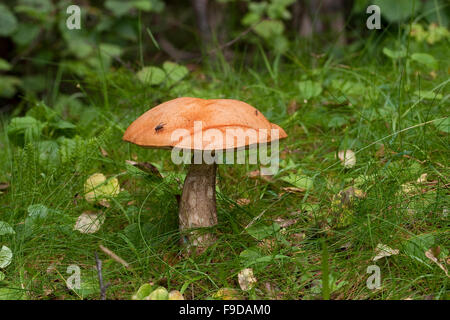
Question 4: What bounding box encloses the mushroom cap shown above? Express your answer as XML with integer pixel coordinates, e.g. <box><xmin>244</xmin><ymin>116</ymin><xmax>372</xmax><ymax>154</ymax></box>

<box><xmin>123</xmin><ymin>97</ymin><xmax>287</xmax><ymax>151</ymax></box>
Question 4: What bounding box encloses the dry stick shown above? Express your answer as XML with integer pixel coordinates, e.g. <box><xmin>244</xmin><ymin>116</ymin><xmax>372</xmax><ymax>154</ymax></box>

<box><xmin>94</xmin><ymin>252</ymin><xmax>110</xmax><ymax>300</ymax></box>
<box><xmin>99</xmin><ymin>245</ymin><xmax>130</xmax><ymax>269</ymax></box>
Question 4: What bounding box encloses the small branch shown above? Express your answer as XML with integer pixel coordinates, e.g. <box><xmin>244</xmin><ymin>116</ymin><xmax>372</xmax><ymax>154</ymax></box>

<box><xmin>94</xmin><ymin>252</ymin><xmax>110</xmax><ymax>300</ymax></box>
<box><xmin>99</xmin><ymin>245</ymin><xmax>130</xmax><ymax>269</ymax></box>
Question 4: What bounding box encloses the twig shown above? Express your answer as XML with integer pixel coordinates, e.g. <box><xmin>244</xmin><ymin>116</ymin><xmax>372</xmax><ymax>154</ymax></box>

<box><xmin>99</xmin><ymin>245</ymin><xmax>130</xmax><ymax>269</ymax></box>
<box><xmin>94</xmin><ymin>252</ymin><xmax>109</xmax><ymax>300</ymax></box>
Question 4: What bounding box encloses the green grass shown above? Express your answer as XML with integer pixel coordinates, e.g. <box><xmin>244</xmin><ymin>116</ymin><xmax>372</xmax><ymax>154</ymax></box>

<box><xmin>0</xmin><ymin>29</ymin><xmax>448</xmax><ymax>300</ymax></box>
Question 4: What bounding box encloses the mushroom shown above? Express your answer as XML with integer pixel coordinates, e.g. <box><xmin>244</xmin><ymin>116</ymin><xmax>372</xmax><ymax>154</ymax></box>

<box><xmin>123</xmin><ymin>97</ymin><xmax>287</xmax><ymax>249</ymax></box>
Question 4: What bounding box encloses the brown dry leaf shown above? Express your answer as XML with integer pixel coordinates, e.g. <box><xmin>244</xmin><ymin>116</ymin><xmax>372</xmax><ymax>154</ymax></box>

<box><xmin>74</xmin><ymin>211</ymin><xmax>105</xmax><ymax>234</ymax></box>
<box><xmin>373</xmin><ymin>243</ymin><xmax>399</xmax><ymax>261</ymax></box>
<box><xmin>416</xmin><ymin>173</ymin><xmax>428</xmax><ymax>184</ymax></box>
<box><xmin>246</xmin><ymin>170</ymin><xmax>273</xmax><ymax>182</ymax></box>
<box><xmin>238</xmin><ymin>268</ymin><xmax>257</xmax><ymax>291</ymax></box>
<box><xmin>274</xmin><ymin>217</ymin><xmax>297</xmax><ymax>228</ymax></box>
<box><xmin>126</xmin><ymin>160</ymin><xmax>163</xmax><ymax>178</ymax></box>
<box><xmin>0</xmin><ymin>182</ymin><xmax>9</xmax><ymax>191</ymax></box>
<box><xmin>425</xmin><ymin>248</ymin><xmax>449</xmax><ymax>277</ymax></box>
<box><xmin>338</xmin><ymin>150</ymin><xmax>356</xmax><ymax>168</ymax></box>
<box><xmin>375</xmin><ymin>144</ymin><xmax>385</xmax><ymax>158</ymax></box>
<box><xmin>168</xmin><ymin>290</ymin><xmax>184</xmax><ymax>300</ymax></box>
<box><xmin>282</xmin><ymin>187</ymin><xmax>306</xmax><ymax>193</ymax></box>
<box><xmin>237</xmin><ymin>198</ymin><xmax>250</xmax><ymax>206</ymax></box>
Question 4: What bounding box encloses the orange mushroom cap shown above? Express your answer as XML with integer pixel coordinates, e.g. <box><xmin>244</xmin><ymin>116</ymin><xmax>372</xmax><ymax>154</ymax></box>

<box><xmin>123</xmin><ymin>97</ymin><xmax>287</xmax><ymax>151</ymax></box>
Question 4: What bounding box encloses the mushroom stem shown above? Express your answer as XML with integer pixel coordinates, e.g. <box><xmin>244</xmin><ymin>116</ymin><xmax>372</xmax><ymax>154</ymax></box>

<box><xmin>179</xmin><ymin>162</ymin><xmax>218</xmax><ymax>248</ymax></box>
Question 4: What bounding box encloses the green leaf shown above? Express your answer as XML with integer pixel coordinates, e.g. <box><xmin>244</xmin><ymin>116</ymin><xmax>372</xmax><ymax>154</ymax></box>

<box><xmin>297</xmin><ymin>80</ymin><xmax>322</xmax><ymax>100</ymax></box>
<box><xmin>105</xmin><ymin>0</ymin><xmax>134</xmax><ymax>16</ymax></box>
<box><xmin>410</xmin><ymin>53</ymin><xmax>438</xmax><ymax>69</ymax></box>
<box><xmin>162</xmin><ymin>61</ymin><xmax>189</xmax><ymax>84</ymax></box>
<box><xmin>137</xmin><ymin>66</ymin><xmax>165</xmax><ymax>85</ymax></box>
<box><xmin>0</xmin><ymin>4</ymin><xmax>18</xmax><ymax>36</ymax></box>
<box><xmin>0</xmin><ymin>246</ymin><xmax>13</xmax><ymax>268</ymax></box>
<box><xmin>434</xmin><ymin>118</ymin><xmax>449</xmax><ymax>133</ymax></box>
<box><xmin>413</xmin><ymin>90</ymin><xmax>443</xmax><ymax>100</ymax></box>
<box><xmin>0</xmin><ymin>222</ymin><xmax>15</xmax><ymax>236</ymax></box>
<box><xmin>0</xmin><ymin>76</ymin><xmax>21</xmax><ymax>98</ymax></box>
<box><xmin>402</xmin><ymin>233</ymin><xmax>435</xmax><ymax>265</ymax></box>
<box><xmin>0</xmin><ymin>271</ymin><xmax>4</xmax><ymax>281</ymax></box>
<box><xmin>147</xmin><ymin>287</ymin><xmax>169</xmax><ymax>300</ymax></box>
<box><xmin>383</xmin><ymin>47</ymin><xmax>406</xmax><ymax>59</ymax></box>
<box><xmin>247</xmin><ymin>223</ymin><xmax>280</xmax><ymax>240</ymax></box>
<box><xmin>7</xmin><ymin>116</ymin><xmax>45</xmax><ymax>144</ymax></box>
<box><xmin>132</xmin><ymin>283</ymin><xmax>154</xmax><ymax>300</ymax></box>
<box><xmin>253</xmin><ymin>20</ymin><xmax>284</xmax><ymax>39</ymax></box>
<box><xmin>0</xmin><ymin>287</ymin><xmax>24</xmax><ymax>300</ymax></box>
<box><xmin>11</xmin><ymin>23</ymin><xmax>40</xmax><ymax>46</ymax></box>
<box><xmin>0</xmin><ymin>59</ymin><xmax>12</xmax><ymax>71</ymax></box>
<box><xmin>280</xmin><ymin>173</ymin><xmax>314</xmax><ymax>190</ymax></box>
<box><xmin>373</xmin><ymin>0</ymin><xmax>421</xmax><ymax>23</ymax></box>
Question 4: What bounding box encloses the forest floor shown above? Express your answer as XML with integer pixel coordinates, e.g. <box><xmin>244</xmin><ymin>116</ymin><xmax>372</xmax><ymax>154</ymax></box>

<box><xmin>0</xmin><ymin>32</ymin><xmax>448</xmax><ymax>300</ymax></box>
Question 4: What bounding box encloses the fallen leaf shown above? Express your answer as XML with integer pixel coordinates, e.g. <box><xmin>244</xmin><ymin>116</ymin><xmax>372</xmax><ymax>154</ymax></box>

<box><xmin>282</xmin><ymin>187</ymin><xmax>306</xmax><ymax>193</ymax></box>
<box><xmin>74</xmin><ymin>211</ymin><xmax>105</xmax><ymax>234</ymax></box>
<box><xmin>84</xmin><ymin>173</ymin><xmax>120</xmax><ymax>204</ymax></box>
<box><xmin>213</xmin><ymin>288</ymin><xmax>241</xmax><ymax>300</ymax></box>
<box><xmin>146</xmin><ymin>287</ymin><xmax>169</xmax><ymax>300</ymax></box>
<box><xmin>416</xmin><ymin>173</ymin><xmax>428</xmax><ymax>184</ymax></box>
<box><xmin>238</xmin><ymin>268</ymin><xmax>257</xmax><ymax>291</ymax></box>
<box><xmin>237</xmin><ymin>198</ymin><xmax>250</xmax><ymax>206</ymax></box>
<box><xmin>0</xmin><ymin>245</ymin><xmax>13</xmax><ymax>268</ymax></box>
<box><xmin>99</xmin><ymin>147</ymin><xmax>108</xmax><ymax>157</ymax></box>
<box><xmin>274</xmin><ymin>217</ymin><xmax>297</xmax><ymax>228</ymax></box>
<box><xmin>0</xmin><ymin>182</ymin><xmax>9</xmax><ymax>191</ymax></box>
<box><xmin>373</xmin><ymin>243</ymin><xmax>399</xmax><ymax>261</ymax></box>
<box><xmin>168</xmin><ymin>290</ymin><xmax>184</xmax><ymax>300</ymax></box>
<box><xmin>425</xmin><ymin>248</ymin><xmax>449</xmax><ymax>277</ymax></box>
<box><xmin>338</xmin><ymin>150</ymin><xmax>356</xmax><ymax>168</ymax></box>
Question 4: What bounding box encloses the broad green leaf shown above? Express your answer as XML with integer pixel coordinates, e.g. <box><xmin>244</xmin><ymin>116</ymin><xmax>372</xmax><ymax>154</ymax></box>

<box><xmin>0</xmin><ymin>287</ymin><xmax>24</xmax><ymax>300</ymax></box>
<box><xmin>0</xmin><ymin>271</ymin><xmax>4</xmax><ymax>281</ymax></box>
<box><xmin>246</xmin><ymin>223</ymin><xmax>280</xmax><ymax>240</ymax></box>
<box><xmin>11</xmin><ymin>23</ymin><xmax>40</xmax><ymax>46</ymax></box>
<box><xmin>7</xmin><ymin>116</ymin><xmax>45</xmax><ymax>143</ymax></box>
<box><xmin>0</xmin><ymin>59</ymin><xmax>12</xmax><ymax>71</ymax></box>
<box><xmin>162</xmin><ymin>62</ymin><xmax>189</xmax><ymax>84</ymax></box>
<box><xmin>0</xmin><ymin>76</ymin><xmax>21</xmax><ymax>98</ymax></box>
<box><xmin>105</xmin><ymin>0</ymin><xmax>134</xmax><ymax>16</ymax></box>
<box><xmin>146</xmin><ymin>287</ymin><xmax>169</xmax><ymax>300</ymax></box>
<box><xmin>0</xmin><ymin>222</ymin><xmax>15</xmax><ymax>236</ymax></box>
<box><xmin>253</xmin><ymin>20</ymin><xmax>284</xmax><ymax>39</ymax></box>
<box><xmin>84</xmin><ymin>173</ymin><xmax>120</xmax><ymax>203</ymax></box>
<box><xmin>297</xmin><ymin>80</ymin><xmax>322</xmax><ymax>100</ymax></box>
<box><xmin>434</xmin><ymin>118</ymin><xmax>449</xmax><ymax>133</ymax></box>
<box><xmin>383</xmin><ymin>47</ymin><xmax>406</xmax><ymax>59</ymax></box>
<box><xmin>137</xmin><ymin>66</ymin><xmax>165</xmax><ymax>85</ymax></box>
<box><xmin>402</xmin><ymin>233</ymin><xmax>435</xmax><ymax>265</ymax></box>
<box><xmin>413</xmin><ymin>90</ymin><xmax>443</xmax><ymax>100</ymax></box>
<box><xmin>410</xmin><ymin>53</ymin><xmax>438</xmax><ymax>70</ymax></box>
<box><xmin>0</xmin><ymin>4</ymin><xmax>18</xmax><ymax>36</ymax></box>
<box><xmin>373</xmin><ymin>0</ymin><xmax>421</xmax><ymax>22</ymax></box>
<box><xmin>132</xmin><ymin>283</ymin><xmax>154</xmax><ymax>300</ymax></box>
<box><xmin>0</xmin><ymin>246</ymin><xmax>13</xmax><ymax>268</ymax></box>
<box><xmin>280</xmin><ymin>174</ymin><xmax>314</xmax><ymax>190</ymax></box>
